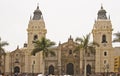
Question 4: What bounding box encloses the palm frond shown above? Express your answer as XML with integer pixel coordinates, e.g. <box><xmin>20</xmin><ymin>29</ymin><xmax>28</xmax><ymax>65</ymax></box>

<box><xmin>0</xmin><ymin>41</ymin><xmax>9</xmax><ymax>47</ymax></box>
<box><xmin>31</xmin><ymin>48</ymin><xmax>42</xmax><ymax>56</ymax></box>
<box><xmin>88</xmin><ymin>46</ymin><xmax>96</xmax><ymax>54</ymax></box>
<box><xmin>113</xmin><ymin>32</ymin><xmax>120</xmax><ymax>42</ymax></box>
<box><xmin>89</xmin><ymin>42</ymin><xmax>99</xmax><ymax>47</ymax></box>
<box><xmin>113</xmin><ymin>39</ymin><xmax>120</xmax><ymax>42</ymax></box>
<box><xmin>0</xmin><ymin>48</ymin><xmax>5</xmax><ymax>53</ymax></box>
<box><xmin>74</xmin><ymin>46</ymin><xmax>80</xmax><ymax>53</ymax></box>
<box><xmin>49</xmin><ymin>50</ymin><xmax>56</xmax><ymax>56</ymax></box>
<box><xmin>44</xmin><ymin>49</ymin><xmax>49</xmax><ymax>57</ymax></box>
<box><xmin>75</xmin><ymin>33</ymin><xmax>98</xmax><ymax>54</ymax></box>
<box><xmin>46</xmin><ymin>41</ymin><xmax>56</xmax><ymax>47</ymax></box>
<box><xmin>0</xmin><ymin>38</ymin><xmax>9</xmax><ymax>55</ymax></box>
<box><xmin>75</xmin><ymin>37</ymin><xmax>83</xmax><ymax>42</ymax></box>
<box><xmin>114</xmin><ymin>32</ymin><xmax>120</xmax><ymax>37</ymax></box>
<box><xmin>83</xmin><ymin>33</ymin><xmax>90</xmax><ymax>48</ymax></box>
<box><xmin>31</xmin><ymin>37</ymin><xmax>56</xmax><ymax>58</ymax></box>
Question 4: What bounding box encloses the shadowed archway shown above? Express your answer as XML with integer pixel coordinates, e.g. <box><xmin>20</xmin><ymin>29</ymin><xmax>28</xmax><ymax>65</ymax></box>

<box><xmin>86</xmin><ymin>64</ymin><xmax>91</xmax><ymax>75</ymax></box>
<box><xmin>14</xmin><ymin>66</ymin><xmax>20</xmax><ymax>73</ymax></box>
<box><xmin>66</xmin><ymin>63</ymin><xmax>74</xmax><ymax>75</ymax></box>
<box><xmin>48</xmin><ymin>65</ymin><xmax>54</xmax><ymax>75</ymax></box>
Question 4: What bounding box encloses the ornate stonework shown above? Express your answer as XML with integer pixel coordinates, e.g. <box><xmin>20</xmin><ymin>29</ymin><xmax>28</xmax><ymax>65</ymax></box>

<box><xmin>3</xmin><ymin>5</ymin><xmax>117</xmax><ymax>76</ymax></box>
<box><xmin>92</xmin><ymin>6</ymin><xmax>114</xmax><ymax>73</ymax></box>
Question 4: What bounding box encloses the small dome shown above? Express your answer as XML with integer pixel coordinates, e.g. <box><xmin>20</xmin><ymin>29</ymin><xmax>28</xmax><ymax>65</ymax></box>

<box><xmin>23</xmin><ymin>43</ymin><xmax>27</xmax><ymax>47</ymax></box>
<box><xmin>97</xmin><ymin>5</ymin><xmax>107</xmax><ymax>19</ymax></box>
<box><xmin>98</xmin><ymin>6</ymin><xmax>106</xmax><ymax>14</ymax></box>
<box><xmin>32</xmin><ymin>5</ymin><xmax>42</xmax><ymax>20</ymax></box>
<box><xmin>34</xmin><ymin>6</ymin><xmax>42</xmax><ymax>14</ymax></box>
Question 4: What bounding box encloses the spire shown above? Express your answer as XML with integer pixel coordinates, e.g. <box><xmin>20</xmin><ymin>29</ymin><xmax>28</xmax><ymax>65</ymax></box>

<box><xmin>97</xmin><ymin>5</ymin><xmax>107</xmax><ymax>20</ymax></box>
<box><xmin>94</xmin><ymin>19</ymin><xmax>96</xmax><ymax>23</ymax></box>
<box><xmin>32</xmin><ymin>4</ymin><xmax>42</xmax><ymax>20</ymax></box>
<box><xmin>24</xmin><ymin>42</ymin><xmax>27</xmax><ymax>47</ymax></box>
<box><xmin>37</xmin><ymin>3</ymin><xmax>39</xmax><ymax>9</ymax></box>
<box><xmin>59</xmin><ymin>41</ymin><xmax>61</xmax><ymax>46</ymax></box>
<box><xmin>30</xmin><ymin>15</ymin><xmax>32</xmax><ymax>20</ymax></box>
<box><xmin>68</xmin><ymin>35</ymin><xmax>73</xmax><ymax>42</ymax></box>
<box><xmin>70</xmin><ymin>35</ymin><xmax>72</xmax><ymax>39</ymax></box>
<box><xmin>101</xmin><ymin>4</ymin><xmax>103</xmax><ymax>9</ymax></box>
<box><xmin>17</xmin><ymin>45</ymin><xmax>19</xmax><ymax>49</ymax></box>
<box><xmin>109</xmin><ymin>14</ymin><xmax>111</xmax><ymax>20</ymax></box>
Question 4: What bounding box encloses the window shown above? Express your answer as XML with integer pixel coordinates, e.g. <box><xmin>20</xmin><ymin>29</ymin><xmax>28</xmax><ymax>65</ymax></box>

<box><xmin>15</xmin><ymin>59</ymin><xmax>19</xmax><ymax>63</ymax></box>
<box><xmin>16</xmin><ymin>54</ymin><xmax>18</xmax><ymax>56</ymax></box>
<box><xmin>33</xmin><ymin>35</ymin><xmax>38</xmax><ymax>40</ymax></box>
<box><xmin>104</xmin><ymin>60</ymin><xmax>106</xmax><ymax>64</ymax></box>
<box><xmin>104</xmin><ymin>52</ymin><xmax>107</xmax><ymax>56</ymax></box>
<box><xmin>102</xmin><ymin>35</ymin><xmax>107</xmax><ymax>43</ymax></box>
<box><xmin>33</xmin><ymin>61</ymin><xmax>35</xmax><ymax>64</ymax></box>
<box><xmin>69</xmin><ymin>50</ymin><xmax>72</xmax><ymax>55</ymax></box>
<box><xmin>87</xmin><ymin>53</ymin><xmax>90</xmax><ymax>57</ymax></box>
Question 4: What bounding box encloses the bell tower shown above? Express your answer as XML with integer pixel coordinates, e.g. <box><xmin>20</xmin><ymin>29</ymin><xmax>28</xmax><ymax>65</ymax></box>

<box><xmin>92</xmin><ymin>5</ymin><xmax>114</xmax><ymax>73</ymax></box>
<box><xmin>27</xmin><ymin>5</ymin><xmax>47</xmax><ymax>49</ymax></box>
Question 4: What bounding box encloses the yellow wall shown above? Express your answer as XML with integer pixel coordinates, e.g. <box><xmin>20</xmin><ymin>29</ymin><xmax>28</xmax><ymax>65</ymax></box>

<box><xmin>114</xmin><ymin>56</ymin><xmax>120</xmax><ymax>72</ymax></box>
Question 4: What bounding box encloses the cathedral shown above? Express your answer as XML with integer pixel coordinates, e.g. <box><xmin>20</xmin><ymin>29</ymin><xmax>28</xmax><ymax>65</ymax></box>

<box><xmin>0</xmin><ymin>5</ymin><xmax>117</xmax><ymax>76</ymax></box>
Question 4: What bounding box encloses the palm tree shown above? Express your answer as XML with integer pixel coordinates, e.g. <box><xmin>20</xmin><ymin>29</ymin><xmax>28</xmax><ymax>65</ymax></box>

<box><xmin>113</xmin><ymin>32</ymin><xmax>120</xmax><ymax>43</ymax></box>
<box><xmin>0</xmin><ymin>37</ymin><xmax>9</xmax><ymax>74</ymax></box>
<box><xmin>31</xmin><ymin>37</ymin><xmax>56</xmax><ymax>57</ymax></box>
<box><xmin>75</xmin><ymin>33</ymin><xmax>99</xmax><ymax>76</ymax></box>
<box><xmin>31</xmin><ymin>37</ymin><xmax>56</xmax><ymax>74</ymax></box>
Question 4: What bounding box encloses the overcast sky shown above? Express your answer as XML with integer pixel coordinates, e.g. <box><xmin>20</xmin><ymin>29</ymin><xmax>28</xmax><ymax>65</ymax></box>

<box><xmin>0</xmin><ymin>0</ymin><xmax>120</xmax><ymax>51</ymax></box>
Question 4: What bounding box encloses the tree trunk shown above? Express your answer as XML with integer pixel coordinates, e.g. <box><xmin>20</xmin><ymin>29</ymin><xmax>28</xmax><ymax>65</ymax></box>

<box><xmin>84</xmin><ymin>50</ymin><xmax>87</xmax><ymax>76</ymax></box>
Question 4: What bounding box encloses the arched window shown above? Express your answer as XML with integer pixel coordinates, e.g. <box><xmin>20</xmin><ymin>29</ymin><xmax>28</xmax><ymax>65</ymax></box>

<box><xmin>69</xmin><ymin>50</ymin><xmax>72</xmax><ymax>55</ymax></box>
<box><xmin>66</xmin><ymin>63</ymin><xmax>74</xmax><ymax>75</ymax></box>
<box><xmin>104</xmin><ymin>60</ymin><xmax>107</xmax><ymax>64</ymax></box>
<box><xmin>49</xmin><ymin>65</ymin><xmax>54</xmax><ymax>75</ymax></box>
<box><xmin>33</xmin><ymin>35</ymin><xmax>38</xmax><ymax>40</ymax></box>
<box><xmin>102</xmin><ymin>35</ymin><xmax>107</xmax><ymax>43</ymax></box>
<box><xmin>14</xmin><ymin>66</ymin><xmax>20</xmax><ymax>73</ymax></box>
<box><xmin>87</xmin><ymin>53</ymin><xmax>90</xmax><ymax>57</ymax></box>
<box><xmin>104</xmin><ymin>51</ymin><xmax>107</xmax><ymax>56</ymax></box>
<box><xmin>86</xmin><ymin>64</ymin><xmax>91</xmax><ymax>75</ymax></box>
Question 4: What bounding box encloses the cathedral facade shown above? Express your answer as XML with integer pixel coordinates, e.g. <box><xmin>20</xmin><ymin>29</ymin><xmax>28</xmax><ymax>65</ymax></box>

<box><xmin>0</xmin><ymin>5</ymin><xmax>115</xmax><ymax>75</ymax></box>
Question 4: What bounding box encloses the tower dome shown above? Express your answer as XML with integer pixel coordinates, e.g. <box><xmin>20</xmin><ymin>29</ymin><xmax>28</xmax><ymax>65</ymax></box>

<box><xmin>32</xmin><ymin>5</ymin><xmax>42</xmax><ymax>20</ymax></box>
<box><xmin>97</xmin><ymin>5</ymin><xmax>107</xmax><ymax>19</ymax></box>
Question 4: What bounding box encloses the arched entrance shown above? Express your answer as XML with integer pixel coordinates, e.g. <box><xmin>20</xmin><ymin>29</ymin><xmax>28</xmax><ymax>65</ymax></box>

<box><xmin>48</xmin><ymin>65</ymin><xmax>54</xmax><ymax>75</ymax></box>
<box><xmin>14</xmin><ymin>66</ymin><xmax>20</xmax><ymax>73</ymax></box>
<box><xmin>86</xmin><ymin>64</ymin><xmax>91</xmax><ymax>75</ymax></box>
<box><xmin>66</xmin><ymin>63</ymin><xmax>74</xmax><ymax>75</ymax></box>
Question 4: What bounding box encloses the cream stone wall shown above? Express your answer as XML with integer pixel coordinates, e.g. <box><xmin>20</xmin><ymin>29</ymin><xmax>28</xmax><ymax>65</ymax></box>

<box><xmin>5</xmin><ymin>53</ymin><xmax>10</xmax><ymax>73</ymax></box>
<box><xmin>3</xmin><ymin>5</ymin><xmax>120</xmax><ymax>75</ymax></box>
<box><xmin>27</xmin><ymin>19</ymin><xmax>47</xmax><ymax>49</ymax></box>
<box><xmin>92</xmin><ymin>20</ymin><xmax>114</xmax><ymax>73</ymax></box>
<box><xmin>4</xmin><ymin>6</ymin><xmax>46</xmax><ymax>75</ymax></box>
